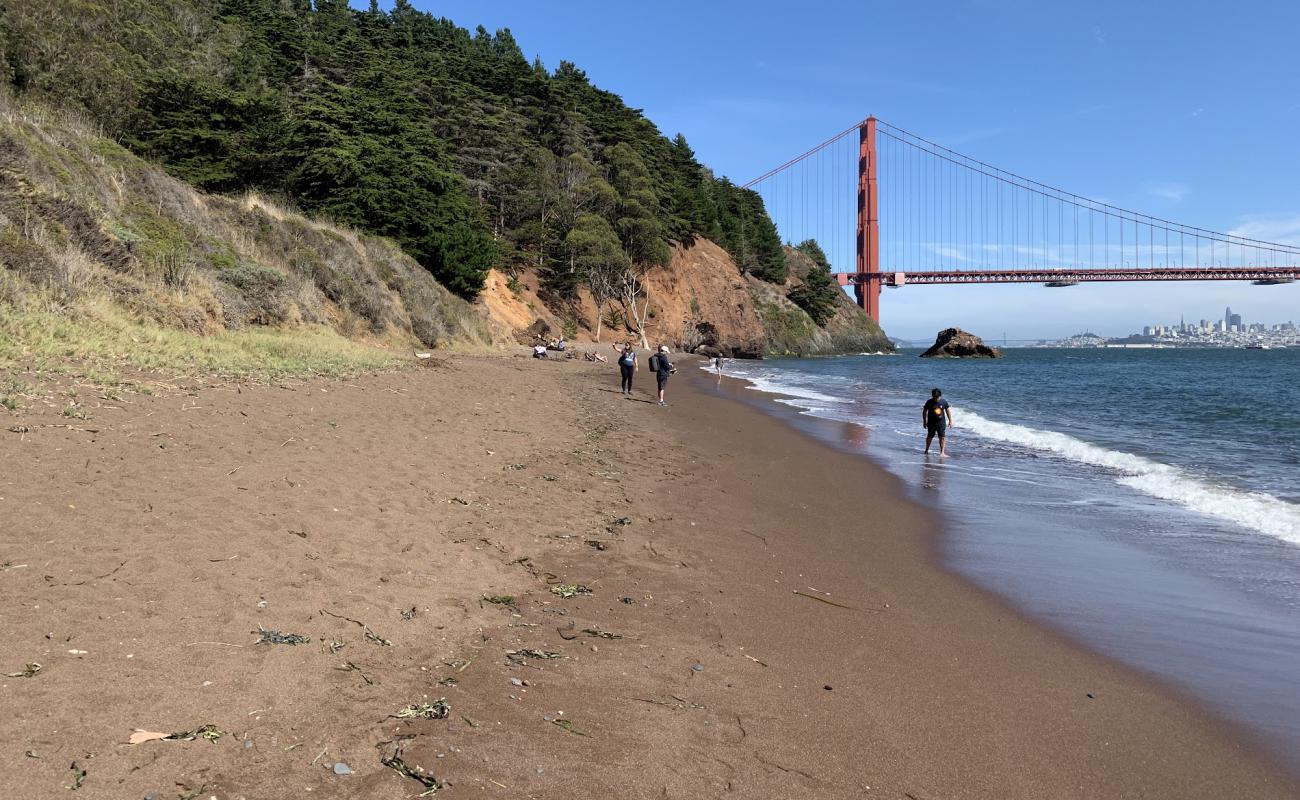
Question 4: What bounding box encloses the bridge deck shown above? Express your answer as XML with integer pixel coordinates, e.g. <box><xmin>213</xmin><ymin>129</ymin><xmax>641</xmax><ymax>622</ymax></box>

<box><xmin>834</xmin><ymin>267</ymin><xmax>1300</xmax><ymax>286</ymax></box>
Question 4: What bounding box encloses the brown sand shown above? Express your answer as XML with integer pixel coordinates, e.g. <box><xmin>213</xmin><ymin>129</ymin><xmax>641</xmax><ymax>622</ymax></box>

<box><xmin>1</xmin><ymin>354</ymin><xmax>1295</xmax><ymax>799</ymax></box>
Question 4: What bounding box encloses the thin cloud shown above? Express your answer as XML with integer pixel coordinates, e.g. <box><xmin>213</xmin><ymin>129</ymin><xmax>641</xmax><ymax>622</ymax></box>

<box><xmin>1145</xmin><ymin>182</ymin><xmax>1189</xmax><ymax>202</ymax></box>
<box><xmin>1093</xmin><ymin>26</ymin><xmax>1107</xmax><ymax>47</ymax></box>
<box><xmin>1228</xmin><ymin>215</ymin><xmax>1300</xmax><ymax>244</ymax></box>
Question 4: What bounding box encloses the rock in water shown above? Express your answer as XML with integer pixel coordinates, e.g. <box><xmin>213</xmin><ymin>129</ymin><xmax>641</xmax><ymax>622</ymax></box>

<box><xmin>920</xmin><ymin>328</ymin><xmax>1004</xmax><ymax>358</ymax></box>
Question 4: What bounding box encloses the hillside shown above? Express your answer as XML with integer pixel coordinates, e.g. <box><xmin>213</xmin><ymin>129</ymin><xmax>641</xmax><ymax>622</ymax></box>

<box><xmin>0</xmin><ymin>94</ymin><xmax>487</xmax><ymax>376</ymax></box>
<box><xmin>0</xmin><ymin>0</ymin><xmax>890</xmax><ymax>366</ymax></box>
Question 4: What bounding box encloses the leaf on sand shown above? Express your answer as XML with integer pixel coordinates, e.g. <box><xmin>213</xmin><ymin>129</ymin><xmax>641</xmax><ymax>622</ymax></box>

<box><xmin>256</xmin><ymin>628</ymin><xmax>310</xmax><ymax>645</ymax></box>
<box><xmin>551</xmin><ymin>718</ymin><xmax>585</xmax><ymax>736</ymax></box>
<box><xmin>549</xmin><ymin>584</ymin><xmax>592</xmax><ymax>599</ymax></box>
<box><xmin>791</xmin><ymin>590</ymin><xmax>855</xmax><ymax>610</ymax></box>
<box><xmin>380</xmin><ymin>745</ymin><xmax>441</xmax><ymax>793</ymax></box>
<box><xmin>507</xmin><ymin>649</ymin><xmax>563</xmax><ymax>662</ymax></box>
<box><xmin>128</xmin><ymin>725</ymin><xmax>224</xmax><ymax>744</ymax></box>
<box><xmin>394</xmin><ymin>700</ymin><xmax>449</xmax><ymax>720</ymax></box>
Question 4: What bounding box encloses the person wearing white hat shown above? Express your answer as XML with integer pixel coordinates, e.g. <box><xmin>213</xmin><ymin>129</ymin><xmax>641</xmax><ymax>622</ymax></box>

<box><xmin>648</xmin><ymin>345</ymin><xmax>676</xmax><ymax>406</ymax></box>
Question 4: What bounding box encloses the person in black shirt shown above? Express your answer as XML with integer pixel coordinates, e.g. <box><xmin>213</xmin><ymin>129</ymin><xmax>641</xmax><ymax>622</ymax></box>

<box><xmin>922</xmin><ymin>388</ymin><xmax>953</xmax><ymax>456</ymax></box>
<box><xmin>650</xmin><ymin>345</ymin><xmax>676</xmax><ymax>406</ymax></box>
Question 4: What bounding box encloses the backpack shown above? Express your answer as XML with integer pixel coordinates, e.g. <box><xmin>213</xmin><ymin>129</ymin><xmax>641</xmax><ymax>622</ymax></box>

<box><xmin>648</xmin><ymin>353</ymin><xmax>661</xmax><ymax>372</ymax></box>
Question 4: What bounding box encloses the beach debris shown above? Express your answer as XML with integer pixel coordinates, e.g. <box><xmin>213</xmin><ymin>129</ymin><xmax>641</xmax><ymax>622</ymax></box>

<box><xmin>541</xmin><ymin>475</ymin><xmax>557</xmax><ymax>481</ymax></box>
<box><xmin>7</xmin><ymin>425</ymin><xmax>30</xmax><ymax>434</ymax></box>
<box><xmin>557</xmin><ymin>623</ymin><xmax>622</xmax><ymax>641</ymax></box>
<box><xmin>510</xmin><ymin>677</ymin><xmax>525</xmax><ymax>687</ymax></box>
<box><xmin>507</xmin><ymin>649</ymin><xmax>562</xmax><ymax>663</ymax></box>
<box><xmin>320</xmin><ymin>609</ymin><xmax>393</xmax><ymax>647</ymax></box>
<box><xmin>400</xmin><ymin>607</ymin><xmax>417</xmax><ymax>621</ymax></box>
<box><xmin>791</xmin><ymin>590</ymin><xmax>855</xmax><ymax>610</ymax></box>
<box><xmin>610</xmin><ymin>516</ymin><xmax>632</xmax><ymax>527</ymax></box>
<box><xmin>379</xmin><ymin>742</ymin><xmax>441</xmax><ymax>794</ymax></box>
<box><xmin>449</xmin><ymin>497</ymin><xmax>469</xmax><ymax>505</ymax></box>
<box><xmin>68</xmin><ymin>759</ymin><xmax>87</xmax><ymax>790</ymax></box>
<box><xmin>504</xmin><ymin>463</ymin><xmax>525</xmax><ymax>470</ymax></box>
<box><xmin>633</xmin><ymin>695</ymin><xmax>706</xmax><ymax>711</ymax></box>
<box><xmin>256</xmin><ymin>628</ymin><xmax>309</xmax><ymax>646</ymax></box>
<box><xmin>585</xmin><ymin>539</ymin><xmax>609</xmax><ymax>551</ymax></box>
<box><xmin>332</xmin><ymin>762</ymin><xmax>352</xmax><ymax>775</ymax></box>
<box><xmin>335</xmin><ymin>661</ymin><xmax>374</xmax><ymax>685</ymax></box>
<box><xmin>690</xmin><ymin>663</ymin><xmax>704</xmax><ymax>673</ymax></box>
<box><xmin>824</xmin><ymin>685</ymin><xmax>833</xmax><ymax>691</ymax></box>
<box><xmin>549</xmin><ymin>583</ymin><xmax>592</xmax><ymax>598</ymax></box>
<box><xmin>5</xmin><ymin>662</ymin><xmax>42</xmax><ymax>678</ymax></box>
<box><xmin>256</xmin><ymin>599</ymin><xmax>268</xmax><ymax>609</ymax></box>
<box><xmin>394</xmin><ymin>700</ymin><xmax>450</xmax><ymax>720</ymax></box>
<box><xmin>481</xmin><ymin>595</ymin><xmax>515</xmax><ymax>606</ymax></box>
<box><xmin>550</xmin><ymin>718</ymin><xmax>585</xmax><ymax>736</ymax></box>
<box><xmin>620</xmin><ymin>596</ymin><xmax>636</xmax><ymax>604</ymax></box>
<box><xmin>128</xmin><ymin>725</ymin><xmax>225</xmax><ymax>745</ymax></box>
<box><xmin>744</xmin><ymin>654</ymin><xmax>769</xmax><ymax>667</ymax></box>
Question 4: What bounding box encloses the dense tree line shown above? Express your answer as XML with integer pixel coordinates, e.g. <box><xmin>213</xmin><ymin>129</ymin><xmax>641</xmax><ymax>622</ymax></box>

<box><xmin>0</xmin><ymin>0</ymin><xmax>786</xmax><ymax>301</ymax></box>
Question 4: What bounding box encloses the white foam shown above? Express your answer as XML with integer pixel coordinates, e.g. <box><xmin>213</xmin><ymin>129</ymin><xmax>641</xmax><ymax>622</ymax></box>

<box><xmin>961</xmin><ymin>410</ymin><xmax>1300</xmax><ymax>546</ymax></box>
<box><xmin>730</xmin><ymin>373</ymin><xmax>845</xmax><ymax>404</ymax></box>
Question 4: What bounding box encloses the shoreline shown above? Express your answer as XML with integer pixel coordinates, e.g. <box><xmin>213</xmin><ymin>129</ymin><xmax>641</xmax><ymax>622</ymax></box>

<box><xmin>691</xmin><ymin>360</ymin><xmax>1300</xmax><ymax>781</ymax></box>
<box><xmin>1</xmin><ymin>352</ymin><xmax>1295</xmax><ymax>798</ymax></box>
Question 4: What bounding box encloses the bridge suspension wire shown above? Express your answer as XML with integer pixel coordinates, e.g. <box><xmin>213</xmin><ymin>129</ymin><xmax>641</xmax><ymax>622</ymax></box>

<box><xmin>743</xmin><ymin>116</ymin><xmax>1300</xmax><ymax>283</ymax></box>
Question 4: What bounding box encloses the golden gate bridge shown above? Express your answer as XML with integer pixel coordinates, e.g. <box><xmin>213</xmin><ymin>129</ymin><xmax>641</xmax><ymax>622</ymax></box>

<box><xmin>742</xmin><ymin>118</ymin><xmax>1300</xmax><ymax>322</ymax></box>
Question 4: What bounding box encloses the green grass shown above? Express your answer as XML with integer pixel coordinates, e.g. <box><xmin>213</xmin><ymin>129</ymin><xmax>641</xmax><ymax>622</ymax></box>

<box><xmin>0</xmin><ymin>300</ymin><xmax>406</xmax><ymax>379</ymax></box>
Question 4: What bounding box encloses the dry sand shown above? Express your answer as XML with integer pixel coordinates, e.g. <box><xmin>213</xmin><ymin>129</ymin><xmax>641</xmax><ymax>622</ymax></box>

<box><xmin>1</xmin><ymin>354</ymin><xmax>1295</xmax><ymax>799</ymax></box>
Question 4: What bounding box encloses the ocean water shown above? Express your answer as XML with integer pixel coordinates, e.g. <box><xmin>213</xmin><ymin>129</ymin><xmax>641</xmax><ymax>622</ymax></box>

<box><xmin>708</xmin><ymin>348</ymin><xmax>1300</xmax><ymax>767</ymax></box>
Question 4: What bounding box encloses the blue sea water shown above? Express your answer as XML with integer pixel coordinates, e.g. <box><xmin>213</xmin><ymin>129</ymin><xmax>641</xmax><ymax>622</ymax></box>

<box><xmin>709</xmin><ymin>348</ymin><xmax>1300</xmax><ymax>767</ymax></box>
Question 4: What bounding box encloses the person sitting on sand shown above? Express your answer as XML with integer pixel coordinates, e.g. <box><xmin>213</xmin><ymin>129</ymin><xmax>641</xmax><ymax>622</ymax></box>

<box><xmin>533</xmin><ymin>344</ymin><xmax>548</xmax><ymax>359</ymax></box>
<box><xmin>648</xmin><ymin>345</ymin><xmax>676</xmax><ymax>407</ymax></box>
<box><xmin>922</xmin><ymin>387</ymin><xmax>953</xmax><ymax>456</ymax></box>
<box><xmin>584</xmin><ymin>350</ymin><xmax>607</xmax><ymax>363</ymax></box>
<box><xmin>615</xmin><ymin>341</ymin><xmax>637</xmax><ymax>394</ymax></box>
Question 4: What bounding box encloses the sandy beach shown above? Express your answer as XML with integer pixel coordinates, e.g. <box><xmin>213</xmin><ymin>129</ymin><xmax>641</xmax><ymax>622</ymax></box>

<box><xmin>2</xmin><ymin>353</ymin><xmax>1296</xmax><ymax>799</ymax></box>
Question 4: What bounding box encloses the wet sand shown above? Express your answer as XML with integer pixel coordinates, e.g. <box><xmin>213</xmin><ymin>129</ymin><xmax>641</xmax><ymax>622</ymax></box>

<box><xmin>1</xmin><ymin>353</ymin><xmax>1294</xmax><ymax>798</ymax></box>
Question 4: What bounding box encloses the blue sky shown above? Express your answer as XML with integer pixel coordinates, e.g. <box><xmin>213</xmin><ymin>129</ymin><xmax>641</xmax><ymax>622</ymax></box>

<box><xmin>363</xmin><ymin>1</ymin><xmax>1300</xmax><ymax>340</ymax></box>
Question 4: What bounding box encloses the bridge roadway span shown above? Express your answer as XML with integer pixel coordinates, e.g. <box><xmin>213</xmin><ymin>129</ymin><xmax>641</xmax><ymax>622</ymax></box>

<box><xmin>835</xmin><ymin>267</ymin><xmax>1300</xmax><ymax>286</ymax></box>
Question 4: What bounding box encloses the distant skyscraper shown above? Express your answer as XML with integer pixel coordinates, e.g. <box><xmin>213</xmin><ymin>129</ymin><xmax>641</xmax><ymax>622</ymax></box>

<box><xmin>1225</xmin><ymin>306</ymin><xmax>1233</xmax><ymax>326</ymax></box>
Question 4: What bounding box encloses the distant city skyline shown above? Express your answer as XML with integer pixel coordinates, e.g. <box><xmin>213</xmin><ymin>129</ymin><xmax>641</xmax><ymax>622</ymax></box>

<box><xmin>365</xmin><ymin>1</ymin><xmax>1300</xmax><ymax>339</ymax></box>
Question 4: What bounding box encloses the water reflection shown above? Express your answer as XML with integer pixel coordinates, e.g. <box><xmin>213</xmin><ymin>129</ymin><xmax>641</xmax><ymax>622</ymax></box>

<box><xmin>920</xmin><ymin>456</ymin><xmax>947</xmax><ymax>492</ymax></box>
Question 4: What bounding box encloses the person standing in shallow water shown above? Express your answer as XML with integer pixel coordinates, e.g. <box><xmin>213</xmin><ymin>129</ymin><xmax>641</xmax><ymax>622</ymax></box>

<box><xmin>615</xmin><ymin>341</ymin><xmax>637</xmax><ymax>394</ymax></box>
<box><xmin>923</xmin><ymin>388</ymin><xmax>953</xmax><ymax>456</ymax></box>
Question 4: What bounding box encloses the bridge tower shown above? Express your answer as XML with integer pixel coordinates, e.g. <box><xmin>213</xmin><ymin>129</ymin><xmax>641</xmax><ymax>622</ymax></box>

<box><xmin>855</xmin><ymin>117</ymin><xmax>881</xmax><ymax>321</ymax></box>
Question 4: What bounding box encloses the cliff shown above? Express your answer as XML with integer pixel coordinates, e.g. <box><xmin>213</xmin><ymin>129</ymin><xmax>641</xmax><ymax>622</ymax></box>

<box><xmin>479</xmin><ymin>241</ymin><xmax>893</xmax><ymax>358</ymax></box>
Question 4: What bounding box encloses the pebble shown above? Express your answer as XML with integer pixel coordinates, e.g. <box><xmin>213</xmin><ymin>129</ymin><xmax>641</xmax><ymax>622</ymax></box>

<box><xmin>144</xmin><ymin>793</ymin><xmax>157</xmax><ymax>800</ymax></box>
<box><xmin>690</xmin><ymin>663</ymin><xmax>704</xmax><ymax>672</ymax></box>
<box><xmin>510</xmin><ymin>678</ymin><xmax>524</xmax><ymax>687</ymax></box>
<box><xmin>332</xmin><ymin>762</ymin><xmax>351</xmax><ymax>775</ymax></box>
<box><xmin>244</xmin><ymin>740</ymin><xmax>254</xmax><ymax>749</ymax></box>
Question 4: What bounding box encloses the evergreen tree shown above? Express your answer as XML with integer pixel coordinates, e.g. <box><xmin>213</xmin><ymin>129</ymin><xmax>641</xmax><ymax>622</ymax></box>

<box><xmin>787</xmin><ymin>239</ymin><xmax>841</xmax><ymax>325</ymax></box>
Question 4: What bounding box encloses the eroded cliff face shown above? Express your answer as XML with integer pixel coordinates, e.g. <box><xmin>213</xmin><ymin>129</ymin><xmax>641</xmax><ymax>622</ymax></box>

<box><xmin>478</xmin><ymin>239</ymin><xmax>892</xmax><ymax>358</ymax></box>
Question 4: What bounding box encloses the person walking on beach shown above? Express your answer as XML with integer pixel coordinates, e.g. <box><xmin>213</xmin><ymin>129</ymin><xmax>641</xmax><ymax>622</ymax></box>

<box><xmin>923</xmin><ymin>388</ymin><xmax>953</xmax><ymax>456</ymax></box>
<box><xmin>615</xmin><ymin>341</ymin><xmax>637</xmax><ymax>394</ymax></box>
<box><xmin>649</xmin><ymin>345</ymin><xmax>676</xmax><ymax>406</ymax></box>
